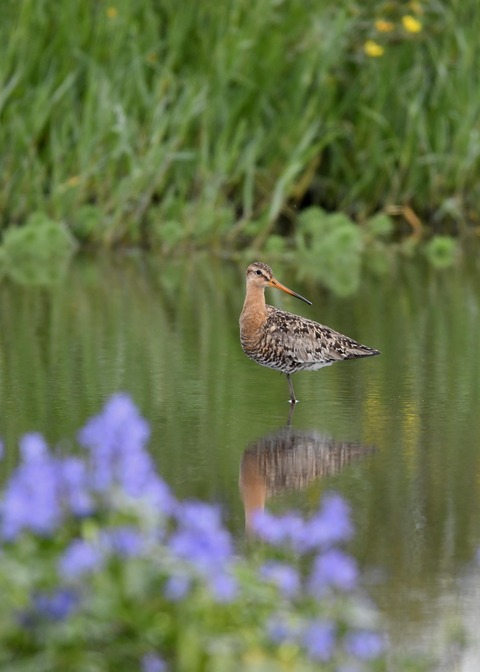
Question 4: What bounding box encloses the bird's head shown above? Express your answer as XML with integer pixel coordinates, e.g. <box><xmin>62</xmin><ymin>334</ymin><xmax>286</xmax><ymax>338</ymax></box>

<box><xmin>246</xmin><ymin>262</ymin><xmax>312</xmax><ymax>305</ymax></box>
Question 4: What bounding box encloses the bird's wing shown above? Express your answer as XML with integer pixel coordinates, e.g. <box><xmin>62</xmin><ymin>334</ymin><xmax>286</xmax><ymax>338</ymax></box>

<box><xmin>266</xmin><ymin>307</ymin><xmax>375</xmax><ymax>365</ymax></box>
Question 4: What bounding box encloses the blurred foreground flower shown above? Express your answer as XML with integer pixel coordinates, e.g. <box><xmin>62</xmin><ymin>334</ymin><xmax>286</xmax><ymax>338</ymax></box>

<box><xmin>0</xmin><ymin>394</ymin><xmax>388</xmax><ymax>671</ymax></box>
<box><xmin>364</xmin><ymin>40</ymin><xmax>385</xmax><ymax>57</ymax></box>
<box><xmin>142</xmin><ymin>654</ymin><xmax>167</xmax><ymax>672</ymax></box>
<box><xmin>402</xmin><ymin>15</ymin><xmax>423</xmax><ymax>32</ymax></box>
<box><xmin>375</xmin><ymin>19</ymin><xmax>394</xmax><ymax>32</ymax></box>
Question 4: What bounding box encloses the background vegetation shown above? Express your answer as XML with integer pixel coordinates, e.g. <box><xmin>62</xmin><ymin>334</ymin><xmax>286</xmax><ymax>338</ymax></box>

<box><xmin>1</xmin><ymin>0</ymin><xmax>479</xmax><ymax>259</ymax></box>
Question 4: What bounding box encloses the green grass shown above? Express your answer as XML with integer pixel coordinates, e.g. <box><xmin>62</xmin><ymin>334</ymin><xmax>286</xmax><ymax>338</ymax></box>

<box><xmin>1</xmin><ymin>0</ymin><xmax>479</xmax><ymax>251</ymax></box>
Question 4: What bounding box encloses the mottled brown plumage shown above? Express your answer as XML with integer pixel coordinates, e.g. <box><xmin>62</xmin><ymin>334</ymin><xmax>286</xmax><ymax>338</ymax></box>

<box><xmin>239</xmin><ymin>262</ymin><xmax>379</xmax><ymax>403</ymax></box>
<box><xmin>239</xmin><ymin>427</ymin><xmax>376</xmax><ymax>530</ymax></box>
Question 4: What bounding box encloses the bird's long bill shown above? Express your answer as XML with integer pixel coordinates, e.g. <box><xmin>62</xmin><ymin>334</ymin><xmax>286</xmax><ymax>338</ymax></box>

<box><xmin>268</xmin><ymin>277</ymin><xmax>312</xmax><ymax>305</ymax></box>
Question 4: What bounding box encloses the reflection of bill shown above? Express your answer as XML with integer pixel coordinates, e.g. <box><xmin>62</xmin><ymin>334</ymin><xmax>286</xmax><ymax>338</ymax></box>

<box><xmin>239</xmin><ymin>428</ymin><xmax>375</xmax><ymax>532</ymax></box>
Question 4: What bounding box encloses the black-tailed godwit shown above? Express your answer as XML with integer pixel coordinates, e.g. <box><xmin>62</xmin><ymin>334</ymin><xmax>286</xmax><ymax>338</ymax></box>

<box><xmin>239</xmin><ymin>262</ymin><xmax>379</xmax><ymax>403</ymax></box>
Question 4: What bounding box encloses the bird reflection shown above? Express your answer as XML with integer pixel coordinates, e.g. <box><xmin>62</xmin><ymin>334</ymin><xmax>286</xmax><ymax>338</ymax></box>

<box><xmin>239</xmin><ymin>424</ymin><xmax>375</xmax><ymax>532</ymax></box>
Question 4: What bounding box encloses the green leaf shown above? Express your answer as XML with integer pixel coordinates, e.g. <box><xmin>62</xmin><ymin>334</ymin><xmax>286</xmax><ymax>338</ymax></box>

<box><xmin>424</xmin><ymin>236</ymin><xmax>458</xmax><ymax>269</ymax></box>
<box><xmin>1</xmin><ymin>213</ymin><xmax>76</xmax><ymax>286</ymax></box>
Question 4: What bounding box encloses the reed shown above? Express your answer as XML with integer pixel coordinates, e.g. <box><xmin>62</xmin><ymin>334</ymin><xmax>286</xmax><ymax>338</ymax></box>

<box><xmin>1</xmin><ymin>0</ymin><xmax>478</xmax><ymax>250</ymax></box>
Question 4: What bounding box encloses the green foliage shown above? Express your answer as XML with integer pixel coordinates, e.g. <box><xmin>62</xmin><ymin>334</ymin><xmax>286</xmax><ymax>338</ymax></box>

<box><xmin>424</xmin><ymin>235</ymin><xmax>458</xmax><ymax>269</ymax></box>
<box><xmin>70</xmin><ymin>205</ymin><xmax>104</xmax><ymax>244</ymax></box>
<box><xmin>0</xmin><ymin>0</ymin><xmax>350</xmax><ymax>247</ymax></box>
<box><xmin>1</xmin><ymin>0</ymin><xmax>478</xmax><ymax>250</ymax></box>
<box><xmin>151</xmin><ymin>219</ymin><xmax>187</xmax><ymax>254</ymax></box>
<box><xmin>264</xmin><ymin>235</ymin><xmax>286</xmax><ymax>255</ymax></box>
<box><xmin>363</xmin><ymin>214</ymin><xmax>394</xmax><ymax>239</ymax></box>
<box><xmin>293</xmin><ymin>207</ymin><xmax>397</xmax><ymax>296</ymax></box>
<box><xmin>0</xmin><ymin>213</ymin><xmax>76</xmax><ymax>285</ymax></box>
<box><xmin>295</xmin><ymin>207</ymin><xmax>364</xmax><ymax>296</ymax></box>
<box><xmin>361</xmin><ymin>213</ymin><xmax>396</xmax><ymax>277</ymax></box>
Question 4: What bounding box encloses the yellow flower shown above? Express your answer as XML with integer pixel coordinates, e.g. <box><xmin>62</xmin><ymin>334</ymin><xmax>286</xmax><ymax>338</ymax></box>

<box><xmin>364</xmin><ymin>40</ymin><xmax>385</xmax><ymax>58</ymax></box>
<box><xmin>402</xmin><ymin>15</ymin><xmax>422</xmax><ymax>33</ymax></box>
<box><xmin>106</xmin><ymin>6</ymin><xmax>118</xmax><ymax>18</ymax></box>
<box><xmin>375</xmin><ymin>19</ymin><xmax>395</xmax><ymax>33</ymax></box>
<box><xmin>66</xmin><ymin>176</ymin><xmax>80</xmax><ymax>188</ymax></box>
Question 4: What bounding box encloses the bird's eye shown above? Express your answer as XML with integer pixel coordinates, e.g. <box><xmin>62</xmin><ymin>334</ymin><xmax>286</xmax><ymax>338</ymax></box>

<box><xmin>255</xmin><ymin>270</ymin><xmax>262</xmax><ymax>276</ymax></box>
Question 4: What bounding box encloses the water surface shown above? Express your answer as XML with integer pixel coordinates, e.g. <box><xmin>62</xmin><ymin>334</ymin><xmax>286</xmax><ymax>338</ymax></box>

<box><xmin>1</xmin><ymin>251</ymin><xmax>480</xmax><ymax>668</ymax></box>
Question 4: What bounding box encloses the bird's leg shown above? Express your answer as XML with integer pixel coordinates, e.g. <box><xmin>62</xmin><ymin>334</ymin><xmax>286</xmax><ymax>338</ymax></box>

<box><xmin>286</xmin><ymin>374</ymin><xmax>298</xmax><ymax>404</ymax></box>
<box><xmin>286</xmin><ymin>401</ymin><xmax>296</xmax><ymax>427</ymax></box>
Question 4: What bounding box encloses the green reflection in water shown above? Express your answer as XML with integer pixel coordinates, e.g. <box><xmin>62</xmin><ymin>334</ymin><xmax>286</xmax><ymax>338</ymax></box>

<box><xmin>1</xmin><ymin>251</ymin><xmax>480</xmax><ymax>661</ymax></box>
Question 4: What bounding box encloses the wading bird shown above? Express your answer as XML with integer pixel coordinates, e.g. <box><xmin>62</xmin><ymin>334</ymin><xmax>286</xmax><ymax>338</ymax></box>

<box><xmin>239</xmin><ymin>262</ymin><xmax>379</xmax><ymax>404</ymax></box>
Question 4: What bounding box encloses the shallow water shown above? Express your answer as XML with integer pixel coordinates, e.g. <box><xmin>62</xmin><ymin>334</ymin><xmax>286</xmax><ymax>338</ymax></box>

<box><xmin>1</xmin><ymin>251</ymin><xmax>480</xmax><ymax>667</ymax></box>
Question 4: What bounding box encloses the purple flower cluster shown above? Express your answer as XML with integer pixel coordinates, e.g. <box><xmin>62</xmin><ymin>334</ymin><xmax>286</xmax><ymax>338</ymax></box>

<box><xmin>31</xmin><ymin>588</ymin><xmax>78</xmax><ymax>622</ymax></box>
<box><xmin>168</xmin><ymin>501</ymin><xmax>237</xmax><ymax>602</ymax></box>
<box><xmin>252</xmin><ymin>494</ymin><xmax>359</xmax><ymax>597</ymax></box>
<box><xmin>265</xmin><ymin>610</ymin><xmax>384</xmax><ymax>666</ymax></box>
<box><xmin>59</xmin><ymin>539</ymin><xmax>104</xmax><ymax>579</ymax></box>
<box><xmin>252</xmin><ymin>493</ymin><xmax>359</xmax><ymax>601</ymax></box>
<box><xmin>303</xmin><ymin>619</ymin><xmax>337</xmax><ymax>662</ymax></box>
<box><xmin>56</xmin><ymin>526</ymin><xmax>148</xmax><ymax>584</ymax></box>
<box><xmin>1</xmin><ymin>394</ymin><xmax>173</xmax><ymax>541</ymax></box>
<box><xmin>142</xmin><ymin>653</ymin><xmax>167</xmax><ymax>672</ymax></box>
<box><xmin>252</xmin><ymin>492</ymin><xmax>353</xmax><ymax>552</ymax></box>
<box><xmin>260</xmin><ymin>561</ymin><xmax>300</xmax><ymax>598</ymax></box>
<box><xmin>345</xmin><ymin>629</ymin><xmax>385</xmax><ymax>660</ymax></box>
<box><xmin>2</xmin><ymin>433</ymin><xmax>63</xmax><ymax>539</ymax></box>
<box><xmin>308</xmin><ymin>548</ymin><xmax>359</xmax><ymax>596</ymax></box>
<box><xmin>0</xmin><ymin>394</ymin><xmax>386</xmax><ymax>670</ymax></box>
<box><xmin>252</xmin><ymin>493</ymin><xmax>385</xmax><ymax>665</ymax></box>
<box><xmin>78</xmin><ymin>394</ymin><xmax>173</xmax><ymax>512</ymax></box>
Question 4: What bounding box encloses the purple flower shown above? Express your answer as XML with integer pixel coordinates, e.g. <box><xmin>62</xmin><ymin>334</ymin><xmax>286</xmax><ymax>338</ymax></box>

<box><xmin>169</xmin><ymin>501</ymin><xmax>233</xmax><ymax>573</ymax></box>
<box><xmin>266</xmin><ymin>615</ymin><xmax>300</xmax><ymax>644</ymax></box>
<box><xmin>77</xmin><ymin>394</ymin><xmax>174</xmax><ymax>514</ymax></box>
<box><xmin>142</xmin><ymin>653</ymin><xmax>167</xmax><ymax>672</ymax></box>
<box><xmin>345</xmin><ymin>630</ymin><xmax>385</xmax><ymax>660</ymax></box>
<box><xmin>164</xmin><ymin>574</ymin><xmax>191</xmax><ymax>601</ymax></box>
<box><xmin>1</xmin><ymin>435</ymin><xmax>62</xmax><ymax>539</ymax></box>
<box><xmin>309</xmin><ymin>549</ymin><xmax>358</xmax><ymax>595</ymax></box>
<box><xmin>175</xmin><ymin>501</ymin><xmax>223</xmax><ymax>531</ymax></box>
<box><xmin>252</xmin><ymin>495</ymin><xmax>354</xmax><ymax>553</ymax></box>
<box><xmin>59</xmin><ymin>539</ymin><xmax>103</xmax><ymax>579</ymax></box>
<box><xmin>167</xmin><ymin>500</ymin><xmax>237</xmax><ymax>602</ymax></box>
<box><xmin>280</xmin><ymin>511</ymin><xmax>307</xmax><ymax>546</ymax></box>
<box><xmin>32</xmin><ymin>588</ymin><xmax>78</xmax><ymax>621</ymax></box>
<box><xmin>20</xmin><ymin>433</ymin><xmax>49</xmax><ymax>461</ymax></box>
<box><xmin>79</xmin><ymin>394</ymin><xmax>150</xmax><ymax>455</ymax></box>
<box><xmin>251</xmin><ymin>510</ymin><xmax>306</xmax><ymax>547</ymax></box>
<box><xmin>251</xmin><ymin>510</ymin><xmax>287</xmax><ymax>545</ymax></box>
<box><xmin>260</xmin><ymin>562</ymin><xmax>300</xmax><ymax>598</ymax></box>
<box><xmin>60</xmin><ymin>457</ymin><xmax>94</xmax><ymax>517</ymax></box>
<box><xmin>300</xmin><ymin>494</ymin><xmax>353</xmax><ymax>551</ymax></box>
<box><xmin>303</xmin><ymin>619</ymin><xmax>336</xmax><ymax>662</ymax></box>
<box><xmin>118</xmin><ymin>450</ymin><xmax>156</xmax><ymax>497</ymax></box>
<box><xmin>102</xmin><ymin>526</ymin><xmax>145</xmax><ymax>557</ymax></box>
<box><xmin>168</xmin><ymin>526</ymin><xmax>232</xmax><ymax>571</ymax></box>
<box><xmin>209</xmin><ymin>572</ymin><xmax>237</xmax><ymax>603</ymax></box>
<box><xmin>137</xmin><ymin>472</ymin><xmax>175</xmax><ymax>515</ymax></box>
<box><xmin>78</xmin><ymin>393</ymin><xmax>150</xmax><ymax>490</ymax></box>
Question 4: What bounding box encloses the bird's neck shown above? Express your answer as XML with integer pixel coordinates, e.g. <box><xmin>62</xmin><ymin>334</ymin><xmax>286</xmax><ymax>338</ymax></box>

<box><xmin>240</xmin><ymin>286</ymin><xmax>267</xmax><ymax>333</ymax></box>
<box><xmin>239</xmin><ymin>453</ymin><xmax>267</xmax><ymax>534</ymax></box>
